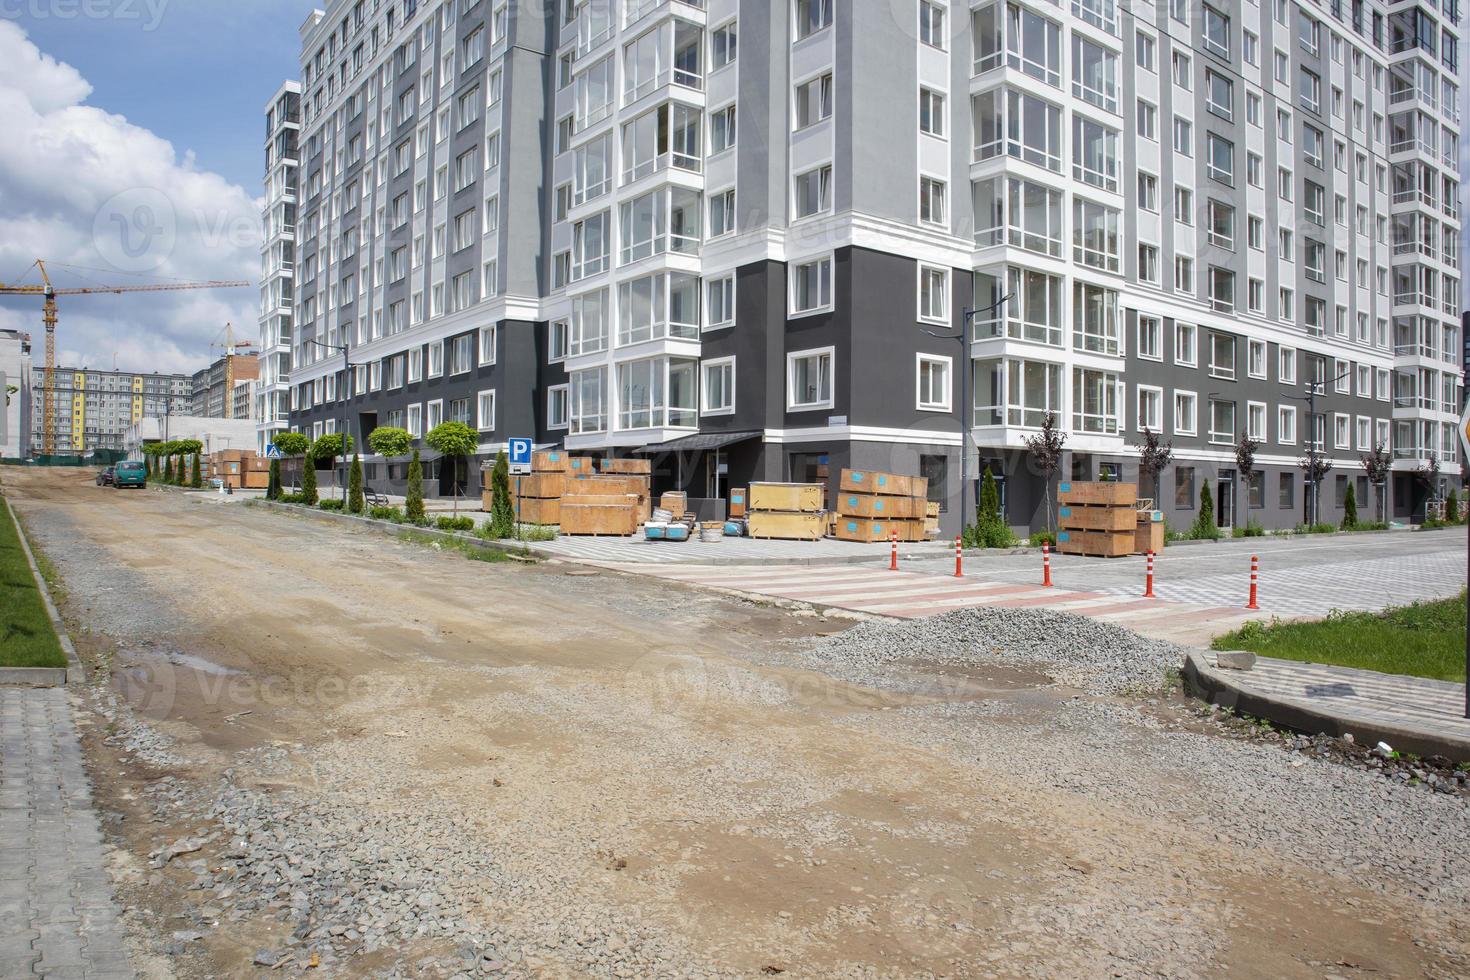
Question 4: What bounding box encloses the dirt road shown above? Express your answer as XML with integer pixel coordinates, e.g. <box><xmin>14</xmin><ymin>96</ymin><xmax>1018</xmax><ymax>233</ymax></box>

<box><xmin>6</xmin><ymin>466</ymin><xmax>1468</xmax><ymax>979</ymax></box>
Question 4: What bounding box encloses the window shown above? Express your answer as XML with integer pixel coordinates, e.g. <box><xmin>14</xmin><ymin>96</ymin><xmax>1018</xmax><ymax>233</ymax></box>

<box><xmin>479</xmin><ymin>325</ymin><xmax>497</xmax><ymax>365</ymax></box>
<box><xmin>1172</xmin><ymin>118</ymin><xmax>1192</xmax><ymax>156</ymax></box>
<box><xmin>1174</xmin><ymin>255</ymin><xmax>1194</xmax><ymax>294</ymax></box>
<box><xmin>547</xmin><ymin>384</ymin><xmax>569</xmax><ymax>430</ymax></box>
<box><xmin>1137</xmin><ymin>100</ymin><xmax>1157</xmax><ymax>140</ymax></box>
<box><xmin>787</xmin><ymin>347</ymin><xmax>833</xmax><ymax>410</ymax></box>
<box><xmin>701</xmin><ymin>357</ymin><xmax>735</xmax><ymax>415</ymax></box>
<box><xmin>1279</xmin><ymin>347</ymin><xmax>1296</xmax><ymax>384</ymax></box>
<box><xmin>707</xmin><ymin>274</ymin><xmax>735</xmax><ymax>328</ymax></box>
<box><xmin>709</xmin><ymin>189</ymin><xmax>736</xmax><ymax>238</ymax></box>
<box><xmin>1136</xmin><ymin>31</ymin><xmax>1156</xmax><ymax>72</ymax></box>
<box><xmin>1138</xmin><ymin>243</ymin><xmax>1159</xmax><ymax>284</ymax></box>
<box><xmin>795</xmin><ymin>0</ymin><xmax>833</xmax><ymax>40</ymax></box>
<box><xmin>920</xmin><ymin>176</ymin><xmax>947</xmax><ymax>224</ymax></box>
<box><xmin>1206</xmin><ymin>133</ymin><xmax>1233</xmax><ymax>184</ymax></box>
<box><xmin>1205</xmin><ymin>70</ymin><xmax>1233</xmax><ymax>121</ymax></box>
<box><xmin>1175</xmin><ymin>466</ymin><xmax>1196</xmax><ymax>509</ymax></box>
<box><xmin>791</xmin><ymin>256</ymin><xmax>832</xmax><ymax>314</ymax></box>
<box><xmin>1137</xmin><ymin>172</ymin><xmax>1158</xmax><ymax>211</ymax></box>
<box><xmin>712</xmin><ymin>21</ymin><xmax>737</xmax><ymax>68</ymax></box>
<box><xmin>1174</xmin><ymin>391</ymin><xmax>1197</xmax><ymax>435</ymax></box>
<box><xmin>450</xmin><ymin>334</ymin><xmax>474</xmax><ymax>375</ymax></box>
<box><xmin>406</xmin><ymin>403</ymin><xmax>423</xmax><ymax>438</ymax></box>
<box><xmin>425</xmin><ymin>399</ymin><xmax>443</xmax><ymax>432</ymax></box>
<box><xmin>1073</xmin><ymin>36</ymin><xmax>1118</xmax><ymax>112</ymax></box>
<box><xmin>919</xmin><ymin>266</ymin><xmax>949</xmax><ymax>322</ymax></box>
<box><xmin>1208</xmin><ymin>332</ymin><xmax>1236</xmax><ymax>379</ymax></box>
<box><xmin>476</xmin><ymin>390</ymin><xmax>495</xmax><ymax>431</ymax></box>
<box><xmin>1137</xmin><ymin>315</ymin><xmax>1161</xmax><ymax>360</ymax></box>
<box><xmin>919</xmin><ymin>1</ymin><xmax>946</xmax><ymax>48</ymax></box>
<box><xmin>1174</xmin><ymin>186</ymin><xmax>1193</xmax><ymax>225</ymax></box>
<box><xmin>1206</xmin><ymin>199</ymin><xmax>1234</xmax><ymax>249</ymax></box>
<box><xmin>1172</xmin><ymin>51</ymin><xmax>1192</xmax><ymax>90</ymax></box>
<box><xmin>428</xmin><ymin>340</ymin><xmax>444</xmax><ymax>378</ymax></box>
<box><xmin>919</xmin><ymin>88</ymin><xmax>946</xmax><ymax>137</ymax></box>
<box><xmin>1175</xmin><ymin>322</ymin><xmax>1196</xmax><ymax>366</ymax></box>
<box><xmin>1279</xmin><ymin>472</ymin><xmax>1294</xmax><ymax>508</ymax></box>
<box><xmin>794</xmin><ymin>73</ymin><xmax>833</xmax><ymax>129</ymax></box>
<box><xmin>1334</xmin><ymin>413</ymin><xmax>1350</xmax><ymax>449</ymax></box>
<box><xmin>1208</xmin><ymin>398</ymin><xmax>1236</xmax><ymax>444</ymax></box>
<box><xmin>1203</xmin><ymin>6</ymin><xmax>1230</xmax><ymax>58</ymax></box>
<box><xmin>1248</xmin><ymin>402</ymin><xmax>1267</xmax><ymax>441</ymax></box>
<box><xmin>1248</xmin><ymin>340</ymin><xmax>1266</xmax><ymax>379</ymax></box>
<box><xmin>793</xmin><ymin>165</ymin><xmax>832</xmax><ymax>218</ymax></box>
<box><xmin>916</xmin><ymin>354</ymin><xmax>952</xmax><ymax>411</ymax></box>
<box><xmin>407</xmin><ymin>347</ymin><xmax>423</xmax><ymax>383</ymax></box>
<box><xmin>710</xmin><ymin>104</ymin><xmax>736</xmax><ymax>153</ymax></box>
<box><xmin>1137</xmin><ymin>385</ymin><xmax>1163</xmax><ymax>431</ymax></box>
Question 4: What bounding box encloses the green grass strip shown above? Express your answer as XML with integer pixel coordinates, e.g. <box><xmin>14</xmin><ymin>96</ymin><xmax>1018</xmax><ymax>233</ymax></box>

<box><xmin>0</xmin><ymin>498</ymin><xmax>67</xmax><ymax>669</ymax></box>
<box><xmin>1213</xmin><ymin>591</ymin><xmax>1468</xmax><ymax>682</ymax></box>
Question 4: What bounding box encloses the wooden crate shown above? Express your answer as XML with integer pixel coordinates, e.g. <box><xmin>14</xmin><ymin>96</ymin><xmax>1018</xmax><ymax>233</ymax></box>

<box><xmin>658</xmin><ymin>490</ymin><xmax>688</xmax><ymax>518</ymax></box>
<box><xmin>1056</xmin><ymin>529</ymin><xmax>1134</xmax><ymax>557</ymax></box>
<box><xmin>532</xmin><ymin>450</ymin><xmax>570</xmax><ymax>473</ymax></box>
<box><xmin>600</xmin><ymin>457</ymin><xmax>651</xmax><ymax>475</ymax></box>
<box><xmin>836</xmin><ymin>492</ymin><xmax>927</xmax><ymax>520</ymax></box>
<box><xmin>749</xmin><ymin>482</ymin><xmax>824</xmax><ymax>513</ymax></box>
<box><xmin>1058</xmin><ymin>503</ymin><xmax>1137</xmax><ymax>532</ymax></box>
<box><xmin>839</xmin><ymin>469</ymin><xmax>928</xmax><ymax>499</ymax></box>
<box><xmin>570</xmin><ymin>474</ymin><xmax>647</xmax><ymax>495</ymax></box>
<box><xmin>728</xmin><ymin>488</ymin><xmax>747</xmax><ymax>518</ymax></box>
<box><xmin>566</xmin><ymin>456</ymin><xmax>599</xmax><ymax>478</ymax></box>
<box><xmin>1057</xmin><ymin>481</ymin><xmax>1137</xmax><ymax>506</ymax></box>
<box><xmin>924</xmin><ymin>516</ymin><xmax>940</xmax><ymax>536</ymax></box>
<box><xmin>560</xmin><ymin>497</ymin><xmax>640</xmax><ymax>536</ymax></box>
<box><xmin>925</xmin><ymin>500</ymin><xmax>941</xmax><ymax>519</ymax></box>
<box><xmin>747</xmin><ymin>511</ymin><xmax>825</xmax><ymax>540</ymax></box>
<box><xmin>833</xmin><ymin>517</ymin><xmax>928</xmax><ymax>543</ymax></box>
<box><xmin>510</xmin><ymin>496</ymin><xmax>561</xmax><ymax>525</ymax></box>
<box><xmin>1134</xmin><ymin>520</ymin><xmax>1165</xmax><ymax>555</ymax></box>
<box><xmin>508</xmin><ymin>472</ymin><xmax>566</xmax><ymax>499</ymax></box>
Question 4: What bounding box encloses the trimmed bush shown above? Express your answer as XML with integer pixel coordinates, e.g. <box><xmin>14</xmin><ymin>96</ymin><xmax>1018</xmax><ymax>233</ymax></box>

<box><xmin>267</xmin><ymin>459</ymin><xmax>281</xmax><ymax>500</ymax></box>
<box><xmin>488</xmin><ymin>451</ymin><xmax>515</xmax><ymax>539</ymax></box>
<box><xmin>348</xmin><ymin>454</ymin><xmax>365</xmax><ymax>515</ymax></box>
<box><xmin>319</xmin><ymin>499</ymin><xmax>345</xmax><ymax>512</ymax></box>
<box><xmin>1188</xmin><ymin>483</ymin><xmax>1220</xmax><ymax>540</ymax></box>
<box><xmin>301</xmin><ymin>460</ymin><xmax>319</xmax><ymax>506</ymax></box>
<box><xmin>1446</xmin><ymin>489</ymin><xmax>1460</xmax><ymax>524</ymax></box>
<box><xmin>368</xmin><ymin>505</ymin><xmax>404</xmax><ymax>522</ymax></box>
<box><xmin>405</xmin><ymin>449</ymin><xmax>425</xmax><ymax>522</ymax></box>
<box><xmin>436</xmin><ymin>515</ymin><xmax>476</xmax><ymax>532</ymax></box>
<box><xmin>1342</xmin><ymin>482</ymin><xmax>1358</xmax><ymax>530</ymax></box>
<box><xmin>189</xmin><ymin>453</ymin><xmax>202</xmax><ymax>489</ymax></box>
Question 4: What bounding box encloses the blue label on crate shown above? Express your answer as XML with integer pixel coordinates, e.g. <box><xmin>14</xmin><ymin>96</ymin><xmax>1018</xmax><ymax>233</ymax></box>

<box><xmin>874</xmin><ymin>499</ymin><xmax>885</xmax><ymax>511</ymax></box>
<box><xmin>846</xmin><ymin>495</ymin><xmax>857</xmax><ymax>507</ymax></box>
<box><xmin>1058</xmin><ymin>531</ymin><xmax>1071</xmax><ymax>542</ymax></box>
<box><xmin>1059</xmin><ymin>506</ymin><xmax>1072</xmax><ymax>517</ymax></box>
<box><xmin>845</xmin><ymin>521</ymin><xmax>858</xmax><ymax>532</ymax></box>
<box><xmin>548</xmin><ymin>452</ymin><xmax>561</xmax><ymax>461</ymax></box>
<box><xmin>851</xmin><ymin>472</ymin><xmax>865</xmax><ymax>483</ymax></box>
<box><xmin>1059</xmin><ymin>481</ymin><xmax>1072</xmax><ymax>493</ymax></box>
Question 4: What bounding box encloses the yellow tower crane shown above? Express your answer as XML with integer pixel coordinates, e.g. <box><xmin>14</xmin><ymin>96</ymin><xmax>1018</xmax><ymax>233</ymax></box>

<box><xmin>0</xmin><ymin>260</ymin><xmax>250</xmax><ymax>454</ymax></box>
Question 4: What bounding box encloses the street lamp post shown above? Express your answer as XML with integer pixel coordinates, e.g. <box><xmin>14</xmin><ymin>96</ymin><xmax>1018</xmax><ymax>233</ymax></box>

<box><xmin>306</xmin><ymin>338</ymin><xmax>352</xmax><ymax>502</ymax></box>
<box><xmin>1285</xmin><ymin>367</ymin><xmax>1351</xmax><ymax>526</ymax></box>
<box><xmin>923</xmin><ymin>293</ymin><xmax>1011</xmax><ymax>533</ymax></box>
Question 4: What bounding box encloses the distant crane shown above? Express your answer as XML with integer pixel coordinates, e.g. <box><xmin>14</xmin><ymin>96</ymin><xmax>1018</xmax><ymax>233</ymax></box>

<box><xmin>210</xmin><ymin>322</ymin><xmax>257</xmax><ymax>420</ymax></box>
<box><xmin>0</xmin><ymin>259</ymin><xmax>250</xmax><ymax>454</ymax></box>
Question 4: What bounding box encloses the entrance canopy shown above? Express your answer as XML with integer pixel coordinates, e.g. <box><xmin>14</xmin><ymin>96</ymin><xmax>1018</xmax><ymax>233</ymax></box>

<box><xmin>631</xmin><ymin>430</ymin><xmax>761</xmax><ymax>454</ymax></box>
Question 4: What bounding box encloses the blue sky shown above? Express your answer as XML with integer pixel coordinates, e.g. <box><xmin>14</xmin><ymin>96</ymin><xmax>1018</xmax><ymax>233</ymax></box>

<box><xmin>11</xmin><ymin>0</ymin><xmax>311</xmax><ymax>189</ymax></box>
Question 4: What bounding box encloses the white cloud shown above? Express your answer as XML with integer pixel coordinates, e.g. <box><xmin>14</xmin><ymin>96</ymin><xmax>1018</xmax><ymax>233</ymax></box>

<box><xmin>0</xmin><ymin>21</ymin><xmax>258</xmax><ymax>377</ymax></box>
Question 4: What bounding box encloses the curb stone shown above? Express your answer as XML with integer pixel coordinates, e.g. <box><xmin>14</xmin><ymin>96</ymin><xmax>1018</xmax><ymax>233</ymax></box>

<box><xmin>1</xmin><ymin>495</ymin><xmax>84</xmax><ymax>687</ymax></box>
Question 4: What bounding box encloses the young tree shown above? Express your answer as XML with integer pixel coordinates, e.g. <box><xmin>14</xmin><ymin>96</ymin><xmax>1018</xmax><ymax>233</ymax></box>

<box><xmin>162</xmin><ymin>451</ymin><xmax>174</xmax><ymax>483</ymax></box>
<box><xmin>425</xmin><ymin>421</ymin><xmax>479</xmax><ymax>516</ymax></box>
<box><xmin>1136</xmin><ymin>428</ymin><xmax>1173</xmax><ymax>506</ymax></box>
<box><xmin>273</xmin><ymin>431</ymin><xmax>311</xmax><ymax>494</ymax></box>
<box><xmin>190</xmin><ymin>451</ymin><xmax>202</xmax><ymax>489</ymax></box>
<box><xmin>1342</xmin><ymin>481</ymin><xmax>1358</xmax><ymax>529</ymax></box>
<box><xmin>310</xmin><ymin>433</ymin><xmax>355</xmax><ymax>497</ymax></box>
<box><xmin>1298</xmin><ymin>454</ymin><xmax>1334</xmax><ymax>525</ymax></box>
<box><xmin>1414</xmin><ymin>455</ymin><xmax>1442</xmax><ymax>518</ymax></box>
<box><xmin>489</xmin><ymin>450</ymin><xmax>516</xmax><ymax>538</ymax></box>
<box><xmin>1191</xmin><ymin>481</ymin><xmax>1219</xmax><ymax>540</ymax></box>
<box><xmin>1023</xmin><ymin>412</ymin><xmax>1067</xmax><ymax>532</ymax></box>
<box><xmin>1234</xmin><ymin>430</ymin><xmax>1259</xmax><ymax>526</ymax></box>
<box><xmin>266</xmin><ymin>458</ymin><xmax>281</xmax><ymax>500</ymax></box>
<box><xmin>174</xmin><ymin>440</ymin><xmax>203</xmax><ymax>489</ymax></box>
<box><xmin>300</xmin><ymin>456</ymin><xmax>319</xmax><ymax>505</ymax></box>
<box><xmin>367</xmin><ymin>426</ymin><xmax>412</xmax><ymax>459</ymax></box>
<box><xmin>1446</xmin><ymin>488</ymin><xmax>1460</xmax><ymax>524</ymax></box>
<box><xmin>405</xmin><ymin>448</ymin><xmax>425</xmax><ymax>522</ymax></box>
<box><xmin>1360</xmin><ymin>441</ymin><xmax>1391</xmax><ymax>523</ymax></box>
<box><xmin>348</xmin><ymin>454</ymin><xmax>365</xmax><ymax>514</ymax></box>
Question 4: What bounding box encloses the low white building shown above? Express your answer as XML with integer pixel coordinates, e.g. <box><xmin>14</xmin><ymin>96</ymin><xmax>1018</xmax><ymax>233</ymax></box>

<box><xmin>122</xmin><ymin>416</ymin><xmax>258</xmax><ymax>459</ymax></box>
<box><xmin>0</xmin><ymin>329</ymin><xmax>31</xmax><ymax>460</ymax></box>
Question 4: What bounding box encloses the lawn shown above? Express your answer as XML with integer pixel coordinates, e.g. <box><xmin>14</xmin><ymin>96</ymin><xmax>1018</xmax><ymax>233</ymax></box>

<box><xmin>0</xmin><ymin>497</ymin><xmax>67</xmax><ymax>669</ymax></box>
<box><xmin>1213</xmin><ymin>592</ymin><xmax>1467</xmax><ymax>682</ymax></box>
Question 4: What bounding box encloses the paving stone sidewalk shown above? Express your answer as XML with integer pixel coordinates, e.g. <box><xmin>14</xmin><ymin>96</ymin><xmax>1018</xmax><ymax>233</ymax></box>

<box><xmin>1</xmin><ymin>688</ymin><xmax>134</xmax><ymax>980</ymax></box>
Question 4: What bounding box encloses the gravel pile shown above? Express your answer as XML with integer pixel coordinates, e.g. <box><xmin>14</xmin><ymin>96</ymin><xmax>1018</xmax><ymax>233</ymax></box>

<box><xmin>800</xmin><ymin>606</ymin><xmax>1190</xmax><ymax>694</ymax></box>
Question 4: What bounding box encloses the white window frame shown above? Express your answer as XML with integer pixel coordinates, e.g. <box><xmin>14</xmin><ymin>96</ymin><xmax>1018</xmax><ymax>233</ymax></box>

<box><xmin>426</xmin><ymin>398</ymin><xmax>444</xmax><ymax>431</ymax></box>
<box><xmin>1279</xmin><ymin>346</ymin><xmax>1297</xmax><ymax>384</ymax></box>
<box><xmin>1277</xmin><ymin>404</ymin><xmax>1297</xmax><ymax>444</ymax></box>
<box><xmin>479</xmin><ymin>325</ymin><xmax>497</xmax><ymax>365</ymax></box>
<box><xmin>477</xmin><ymin>389</ymin><xmax>496</xmax><ymax>431</ymax></box>
<box><xmin>700</xmin><ymin>356</ymin><xmax>736</xmax><ymax>416</ymax></box>
<box><xmin>917</xmin><ymin>265</ymin><xmax>949</xmax><ymax>324</ymax></box>
<box><xmin>1247</xmin><ymin>400</ymin><xmax>1268</xmax><ymax>441</ymax></box>
<box><xmin>546</xmin><ymin>383</ymin><xmax>570</xmax><ymax>430</ymax></box>
<box><xmin>915</xmin><ymin>353</ymin><xmax>953</xmax><ymax>412</ymax></box>
<box><xmin>789</xmin><ymin>254</ymin><xmax>833</xmax><ymax>317</ymax></box>
<box><xmin>1136</xmin><ymin>384</ymin><xmax>1163</xmax><ymax>432</ymax></box>
<box><xmin>786</xmin><ymin>346</ymin><xmax>835</xmax><ymax>411</ymax></box>
<box><xmin>1247</xmin><ymin>338</ymin><xmax>1267</xmax><ymax>379</ymax></box>
<box><xmin>1173</xmin><ymin>389</ymin><xmax>1198</xmax><ymax>436</ymax></box>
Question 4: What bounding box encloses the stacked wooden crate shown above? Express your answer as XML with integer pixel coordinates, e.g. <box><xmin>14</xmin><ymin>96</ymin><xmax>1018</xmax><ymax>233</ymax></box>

<box><xmin>1056</xmin><ymin>481</ymin><xmax>1138</xmax><ymax>557</ymax></box>
<box><xmin>561</xmin><ymin>457</ymin><xmax>651</xmax><ymax>534</ymax></box>
<box><xmin>833</xmin><ymin>469</ymin><xmax>931</xmax><ymax>542</ymax></box>
<box><xmin>1134</xmin><ymin>497</ymin><xmax>1165</xmax><ymax>554</ymax></box>
<box><xmin>747</xmin><ymin>483</ymin><xmax>825</xmax><ymax>540</ymax></box>
<box><xmin>484</xmin><ymin>450</ymin><xmax>565</xmax><ymax>523</ymax></box>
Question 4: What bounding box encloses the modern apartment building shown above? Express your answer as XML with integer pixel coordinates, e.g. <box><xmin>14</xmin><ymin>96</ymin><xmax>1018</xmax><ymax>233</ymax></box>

<box><xmin>30</xmin><ymin>367</ymin><xmax>191</xmax><ymax>455</ymax></box>
<box><xmin>0</xmin><ymin>329</ymin><xmax>32</xmax><ymax>460</ymax></box>
<box><xmin>286</xmin><ymin>0</ymin><xmax>1464</xmax><ymax>531</ymax></box>
<box><xmin>191</xmin><ymin>353</ymin><xmax>261</xmax><ymax>419</ymax></box>
<box><xmin>257</xmin><ymin>82</ymin><xmax>303</xmax><ymax>454</ymax></box>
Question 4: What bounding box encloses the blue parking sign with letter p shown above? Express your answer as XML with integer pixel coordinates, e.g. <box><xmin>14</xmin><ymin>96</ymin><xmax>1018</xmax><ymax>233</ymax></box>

<box><xmin>508</xmin><ymin>437</ymin><xmax>533</xmax><ymax>473</ymax></box>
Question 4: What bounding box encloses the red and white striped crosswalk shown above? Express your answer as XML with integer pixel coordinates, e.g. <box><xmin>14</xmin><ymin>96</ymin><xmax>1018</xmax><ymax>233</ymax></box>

<box><xmin>592</xmin><ymin>562</ymin><xmax>1255</xmax><ymax>645</ymax></box>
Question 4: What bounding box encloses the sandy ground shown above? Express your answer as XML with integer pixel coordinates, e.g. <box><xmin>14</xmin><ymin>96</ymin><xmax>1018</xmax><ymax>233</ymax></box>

<box><xmin>4</xmin><ymin>466</ymin><xmax>1468</xmax><ymax>979</ymax></box>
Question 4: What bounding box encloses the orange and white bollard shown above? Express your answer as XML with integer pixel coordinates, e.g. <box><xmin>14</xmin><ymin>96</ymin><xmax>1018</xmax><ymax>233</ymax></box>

<box><xmin>1246</xmin><ymin>554</ymin><xmax>1260</xmax><ymax>610</ymax></box>
<box><xmin>1143</xmin><ymin>550</ymin><xmax>1156</xmax><ymax>598</ymax></box>
<box><xmin>954</xmin><ymin>536</ymin><xmax>964</xmax><ymax>578</ymax></box>
<box><xmin>890</xmin><ymin>531</ymin><xmax>898</xmax><ymax>571</ymax></box>
<box><xmin>1042</xmin><ymin>541</ymin><xmax>1053</xmax><ymax>587</ymax></box>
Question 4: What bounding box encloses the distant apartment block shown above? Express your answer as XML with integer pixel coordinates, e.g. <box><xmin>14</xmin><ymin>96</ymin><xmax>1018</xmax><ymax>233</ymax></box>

<box><xmin>31</xmin><ymin>367</ymin><xmax>190</xmax><ymax>455</ymax></box>
<box><xmin>256</xmin><ymin>81</ymin><xmax>303</xmax><ymax>453</ymax></box>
